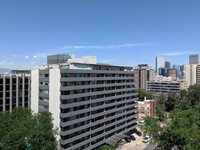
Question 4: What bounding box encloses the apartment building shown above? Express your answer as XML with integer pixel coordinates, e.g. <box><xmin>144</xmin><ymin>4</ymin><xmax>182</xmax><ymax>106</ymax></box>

<box><xmin>134</xmin><ymin>64</ymin><xmax>155</xmax><ymax>90</ymax></box>
<box><xmin>147</xmin><ymin>81</ymin><xmax>187</xmax><ymax>94</ymax></box>
<box><xmin>197</xmin><ymin>65</ymin><xmax>200</xmax><ymax>85</ymax></box>
<box><xmin>184</xmin><ymin>64</ymin><xmax>197</xmax><ymax>87</ymax></box>
<box><xmin>31</xmin><ymin>54</ymin><xmax>138</xmax><ymax>150</ymax></box>
<box><xmin>0</xmin><ymin>73</ymin><xmax>30</xmax><ymax>112</ymax></box>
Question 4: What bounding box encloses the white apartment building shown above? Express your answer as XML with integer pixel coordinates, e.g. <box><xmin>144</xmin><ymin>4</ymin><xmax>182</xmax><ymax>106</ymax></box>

<box><xmin>31</xmin><ymin>54</ymin><xmax>138</xmax><ymax>150</ymax></box>
<box><xmin>184</xmin><ymin>64</ymin><xmax>197</xmax><ymax>87</ymax></box>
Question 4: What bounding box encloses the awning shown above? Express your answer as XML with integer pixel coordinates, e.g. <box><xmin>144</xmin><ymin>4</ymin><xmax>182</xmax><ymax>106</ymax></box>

<box><xmin>105</xmin><ymin>133</ymin><xmax>129</xmax><ymax>146</ymax></box>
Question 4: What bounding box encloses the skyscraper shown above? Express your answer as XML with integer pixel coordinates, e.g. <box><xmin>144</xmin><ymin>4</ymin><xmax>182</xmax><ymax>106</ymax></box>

<box><xmin>134</xmin><ymin>64</ymin><xmax>155</xmax><ymax>89</ymax></box>
<box><xmin>172</xmin><ymin>64</ymin><xmax>180</xmax><ymax>77</ymax></box>
<box><xmin>189</xmin><ymin>55</ymin><xmax>199</xmax><ymax>64</ymax></box>
<box><xmin>31</xmin><ymin>54</ymin><xmax>138</xmax><ymax>150</ymax></box>
<box><xmin>155</xmin><ymin>56</ymin><xmax>165</xmax><ymax>75</ymax></box>
<box><xmin>165</xmin><ymin>61</ymin><xmax>171</xmax><ymax>69</ymax></box>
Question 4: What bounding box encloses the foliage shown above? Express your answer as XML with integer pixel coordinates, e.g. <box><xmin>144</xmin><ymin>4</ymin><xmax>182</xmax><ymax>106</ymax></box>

<box><xmin>0</xmin><ymin>107</ymin><xmax>57</xmax><ymax>150</ymax></box>
<box><xmin>155</xmin><ymin>103</ymin><xmax>165</xmax><ymax>121</ymax></box>
<box><xmin>165</xmin><ymin>92</ymin><xmax>178</xmax><ymax>112</ymax></box>
<box><xmin>137</xmin><ymin>89</ymin><xmax>153</xmax><ymax>101</ymax></box>
<box><xmin>97</xmin><ymin>145</ymin><xmax>114</xmax><ymax>150</ymax></box>
<box><xmin>142</xmin><ymin>116</ymin><xmax>160</xmax><ymax>141</ymax></box>
<box><xmin>157</xmin><ymin>93</ymin><xmax>166</xmax><ymax>105</ymax></box>
<box><xmin>142</xmin><ymin>84</ymin><xmax>200</xmax><ymax>150</ymax></box>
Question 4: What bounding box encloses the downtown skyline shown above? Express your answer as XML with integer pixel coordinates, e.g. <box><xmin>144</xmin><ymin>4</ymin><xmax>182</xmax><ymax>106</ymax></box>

<box><xmin>0</xmin><ymin>0</ymin><xmax>199</xmax><ymax>69</ymax></box>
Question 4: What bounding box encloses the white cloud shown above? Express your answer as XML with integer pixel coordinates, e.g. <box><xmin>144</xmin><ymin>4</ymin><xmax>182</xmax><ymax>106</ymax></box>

<box><xmin>59</xmin><ymin>43</ymin><xmax>155</xmax><ymax>50</ymax></box>
<box><xmin>33</xmin><ymin>56</ymin><xmax>37</xmax><ymax>59</ymax></box>
<box><xmin>163</xmin><ymin>51</ymin><xmax>195</xmax><ymax>56</ymax></box>
<box><xmin>0</xmin><ymin>61</ymin><xmax>15</xmax><ymax>67</ymax></box>
<box><xmin>25</xmin><ymin>56</ymin><xmax>29</xmax><ymax>59</ymax></box>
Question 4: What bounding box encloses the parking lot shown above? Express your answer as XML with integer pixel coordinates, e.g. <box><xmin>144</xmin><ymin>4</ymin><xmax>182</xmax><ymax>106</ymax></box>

<box><xmin>116</xmin><ymin>133</ymin><xmax>149</xmax><ymax>150</ymax></box>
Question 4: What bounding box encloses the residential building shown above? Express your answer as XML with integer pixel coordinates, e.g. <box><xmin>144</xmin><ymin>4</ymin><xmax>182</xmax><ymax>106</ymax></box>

<box><xmin>189</xmin><ymin>55</ymin><xmax>199</xmax><ymax>64</ymax></box>
<box><xmin>155</xmin><ymin>56</ymin><xmax>165</xmax><ymax>75</ymax></box>
<box><xmin>196</xmin><ymin>65</ymin><xmax>200</xmax><ymax>85</ymax></box>
<box><xmin>31</xmin><ymin>54</ymin><xmax>138</xmax><ymax>150</ymax></box>
<box><xmin>134</xmin><ymin>64</ymin><xmax>155</xmax><ymax>89</ymax></box>
<box><xmin>184</xmin><ymin>64</ymin><xmax>197</xmax><ymax>87</ymax></box>
<box><xmin>147</xmin><ymin>81</ymin><xmax>187</xmax><ymax>94</ymax></box>
<box><xmin>137</xmin><ymin>98</ymin><xmax>157</xmax><ymax>121</ymax></box>
<box><xmin>0</xmin><ymin>72</ymin><xmax>30</xmax><ymax>112</ymax></box>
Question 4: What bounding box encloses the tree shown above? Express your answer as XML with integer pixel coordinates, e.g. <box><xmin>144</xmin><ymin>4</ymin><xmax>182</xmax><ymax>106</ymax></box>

<box><xmin>0</xmin><ymin>107</ymin><xmax>57</xmax><ymax>150</ymax></box>
<box><xmin>97</xmin><ymin>145</ymin><xmax>114</xmax><ymax>150</ymax></box>
<box><xmin>142</xmin><ymin>116</ymin><xmax>161</xmax><ymax>141</ymax></box>
<box><xmin>187</xmin><ymin>84</ymin><xmax>200</xmax><ymax>106</ymax></box>
<box><xmin>137</xmin><ymin>89</ymin><xmax>153</xmax><ymax>101</ymax></box>
<box><xmin>142</xmin><ymin>85</ymin><xmax>200</xmax><ymax>150</ymax></box>
<box><xmin>157</xmin><ymin>93</ymin><xmax>166</xmax><ymax>105</ymax></box>
<box><xmin>165</xmin><ymin>93</ymin><xmax>178</xmax><ymax>112</ymax></box>
<box><xmin>155</xmin><ymin>103</ymin><xmax>165</xmax><ymax>121</ymax></box>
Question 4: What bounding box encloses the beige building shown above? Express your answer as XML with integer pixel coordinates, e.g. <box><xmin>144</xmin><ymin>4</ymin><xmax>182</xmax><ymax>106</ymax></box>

<box><xmin>184</xmin><ymin>64</ymin><xmax>197</xmax><ymax>87</ymax></box>
<box><xmin>134</xmin><ymin>64</ymin><xmax>155</xmax><ymax>90</ymax></box>
<box><xmin>137</xmin><ymin>98</ymin><xmax>157</xmax><ymax>121</ymax></box>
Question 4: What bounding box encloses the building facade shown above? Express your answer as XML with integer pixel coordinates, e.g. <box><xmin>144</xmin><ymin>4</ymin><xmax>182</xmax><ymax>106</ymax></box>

<box><xmin>167</xmin><ymin>68</ymin><xmax>177</xmax><ymax>81</ymax></box>
<box><xmin>184</xmin><ymin>64</ymin><xmax>197</xmax><ymax>87</ymax></box>
<box><xmin>0</xmin><ymin>73</ymin><xmax>30</xmax><ymax>112</ymax></box>
<box><xmin>137</xmin><ymin>99</ymin><xmax>157</xmax><ymax>121</ymax></box>
<box><xmin>31</xmin><ymin>54</ymin><xmax>138</xmax><ymax>150</ymax></box>
<box><xmin>147</xmin><ymin>81</ymin><xmax>187</xmax><ymax>94</ymax></box>
<box><xmin>165</xmin><ymin>61</ymin><xmax>171</xmax><ymax>69</ymax></box>
<box><xmin>189</xmin><ymin>55</ymin><xmax>199</xmax><ymax>64</ymax></box>
<box><xmin>134</xmin><ymin>64</ymin><xmax>155</xmax><ymax>90</ymax></box>
<box><xmin>155</xmin><ymin>56</ymin><xmax>165</xmax><ymax>75</ymax></box>
<box><xmin>196</xmin><ymin>65</ymin><xmax>200</xmax><ymax>85</ymax></box>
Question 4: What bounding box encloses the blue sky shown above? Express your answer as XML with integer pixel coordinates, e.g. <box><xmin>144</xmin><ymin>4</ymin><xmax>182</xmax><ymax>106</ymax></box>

<box><xmin>0</xmin><ymin>0</ymin><xmax>199</xmax><ymax>69</ymax></box>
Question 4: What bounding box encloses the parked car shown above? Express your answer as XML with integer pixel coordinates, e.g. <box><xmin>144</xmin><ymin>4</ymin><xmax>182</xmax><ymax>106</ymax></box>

<box><xmin>135</xmin><ymin>130</ymin><xmax>142</xmax><ymax>136</ymax></box>
<box><xmin>130</xmin><ymin>135</ymin><xmax>136</xmax><ymax>141</ymax></box>
<box><xmin>138</xmin><ymin>120</ymin><xmax>145</xmax><ymax>125</ymax></box>
<box><xmin>124</xmin><ymin>137</ymin><xmax>131</xmax><ymax>142</ymax></box>
<box><xmin>142</xmin><ymin>136</ymin><xmax>152</xmax><ymax>143</ymax></box>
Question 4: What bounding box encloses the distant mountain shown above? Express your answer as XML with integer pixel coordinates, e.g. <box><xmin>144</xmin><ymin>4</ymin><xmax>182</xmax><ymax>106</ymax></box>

<box><xmin>0</xmin><ymin>68</ymin><xmax>11</xmax><ymax>74</ymax></box>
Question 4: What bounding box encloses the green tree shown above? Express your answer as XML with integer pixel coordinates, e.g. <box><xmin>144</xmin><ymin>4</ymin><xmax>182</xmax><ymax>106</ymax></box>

<box><xmin>142</xmin><ymin>85</ymin><xmax>200</xmax><ymax>150</ymax></box>
<box><xmin>97</xmin><ymin>145</ymin><xmax>114</xmax><ymax>150</ymax></box>
<box><xmin>137</xmin><ymin>89</ymin><xmax>153</xmax><ymax>101</ymax></box>
<box><xmin>155</xmin><ymin>103</ymin><xmax>165</xmax><ymax>121</ymax></box>
<box><xmin>0</xmin><ymin>107</ymin><xmax>57</xmax><ymax>150</ymax></box>
<box><xmin>165</xmin><ymin>93</ymin><xmax>178</xmax><ymax>112</ymax></box>
<box><xmin>187</xmin><ymin>84</ymin><xmax>200</xmax><ymax>106</ymax></box>
<box><xmin>157</xmin><ymin>93</ymin><xmax>166</xmax><ymax>105</ymax></box>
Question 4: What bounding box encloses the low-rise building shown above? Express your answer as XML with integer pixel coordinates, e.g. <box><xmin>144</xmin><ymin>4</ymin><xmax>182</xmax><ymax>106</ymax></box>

<box><xmin>147</xmin><ymin>81</ymin><xmax>187</xmax><ymax>94</ymax></box>
<box><xmin>137</xmin><ymin>98</ymin><xmax>157</xmax><ymax>121</ymax></box>
<box><xmin>0</xmin><ymin>72</ymin><xmax>30</xmax><ymax>112</ymax></box>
